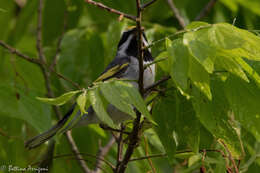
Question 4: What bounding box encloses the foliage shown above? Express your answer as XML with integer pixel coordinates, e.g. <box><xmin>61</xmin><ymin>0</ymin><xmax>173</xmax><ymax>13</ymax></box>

<box><xmin>1</xmin><ymin>0</ymin><xmax>260</xmax><ymax>172</ymax></box>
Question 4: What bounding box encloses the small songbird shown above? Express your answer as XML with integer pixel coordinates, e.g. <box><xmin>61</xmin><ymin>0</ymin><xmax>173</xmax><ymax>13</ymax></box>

<box><xmin>25</xmin><ymin>27</ymin><xmax>155</xmax><ymax>149</ymax></box>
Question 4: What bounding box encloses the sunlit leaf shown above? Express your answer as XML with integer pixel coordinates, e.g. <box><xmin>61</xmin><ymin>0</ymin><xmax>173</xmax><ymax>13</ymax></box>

<box><xmin>37</xmin><ymin>90</ymin><xmax>81</xmax><ymax>106</ymax></box>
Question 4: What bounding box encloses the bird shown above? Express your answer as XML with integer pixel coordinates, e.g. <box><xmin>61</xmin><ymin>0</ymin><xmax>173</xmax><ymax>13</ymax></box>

<box><xmin>25</xmin><ymin>27</ymin><xmax>155</xmax><ymax>149</ymax></box>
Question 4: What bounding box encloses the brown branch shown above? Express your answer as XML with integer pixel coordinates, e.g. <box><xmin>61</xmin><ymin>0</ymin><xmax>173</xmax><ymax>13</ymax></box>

<box><xmin>0</xmin><ymin>40</ymin><xmax>81</xmax><ymax>89</ymax></box>
<box><xmin>36</xmin><ymin>0</ymin><xmax>46</xmax><ymax>63</ymax></box>
<box><xmin>145</xmin><ymin>75</ymin><xmax>171</xmax><ymax>94</ymax></box>
<box><xmin>116</xmin><ymin>1</ymin><xmax>144</xmax><ymax>172</ymax></box>
<box><xmin>0</xmin><ymin>40</ymin><xmax>41</xmax><ymax>65</ymax></box>
<box><xmin>36</xmin><ymin>1</ymin><xmax>90</xmax><ymax>173</ymax></box>
<box><xmin>50</xmin><ymin>7</ymin><xmax>68</xmax><ymax>69</ymax></box>
<box><xmin>144</xmin><ymin>137</ymin><xmax>156</xmax><ymax>173</ymax></box>
<box><xmin>141</xmin><ymin>0</ymin><xmax>158</xmax><ymax>10</ymax></box>
<box><xmin>166</xmin><ymin>0</ymin><xmax>186</xmax><ymax>28</ymax></box>
<box><xmin>100</xmin><ymin>124</ymin><xmax>130</xmax><ymax>135</ymax></box>
<box><xmin>195</xmin><ymin>0</ymin><xmax>218</xmax><ymax>21</ymax></box>
<box><xmin>219</xmin><ymin>139</ymin><xmax>239</xmax><ymax>173</ymax></box>
<box><xmin>50</xmin><ymin>68</ymin><xmax>81</xmax><ymax>89</ymax></box>
<box><xmin>94</xmin><ymin>137</ymin><xmax>116</xmax><ymax>173</ymax></box>
<box><xmin>116</xmin><ymin>124</ymin><xmax>125</xmax><ymax>168</ymax></box>
<box><xmin>130</xmin><ymin>153</ymin><xmax>167</xmax><ymax>162</ymax></box>
<box><xmin>84</xmin><ymin>0</ymin><xmax>136</xmax><ymax>21</ymax></box>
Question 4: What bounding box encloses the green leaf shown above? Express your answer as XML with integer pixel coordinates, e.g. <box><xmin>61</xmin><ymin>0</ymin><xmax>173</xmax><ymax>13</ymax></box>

<box><xmin>192</xmin><ymin>79</ymin><xmax>242</xmax><ymax>159</ymax></box>
<box><xmin>165</xmin><ymin>37</ymin><xmax>172</xmax><ymax>49</ymax></box>
<box><xmin>189</xmin><ymin>57</ymin><xmax>212</xmax><ymax>100</ymax></box>
<box><xmin>88</xmin><ymin>88</ymin><xmax>114</xmax><ymax>127</ymax></box>
<box><xmin>183</xmin><ymin>27</ymin><xmax>215</xmax><ymax>73</ymax></box>
<box><xmin>188</xmin><ymin>154</ymin><xmax>201</xmax><ymax>167</ymax></box>
<box><xmin>224</xmin><ymin>76</ymin><xmax>260</xmax><ymax>142</ymax></box>
<box><xmin>37</xmin><ymin>90</ymin><xmax>81</xmax><ymax>106</ymax></box>
<box><xmin>234</xmin><ymin>57</ymin><xmax>260</xmax><ymax>87</ymax></box>
<box><xmin>214</xmin><ymin>52</ymin><xmax>249</xmax><ymax>82</ymax></box>
<box><xmin>43</xmin><ymin>0</ymin><xmax>66</xmax><ymax>45</ymax></box>
<box><xmin>0</xmin><ymin>84</ymin><xmax>51</xmax><ymax>133</ymax></box>
<box><xmin>112</xmin><ymin>80</ymin><xmax>152</xmax><ymax>121</ymax></box>
<box><xmin>156</xmin><ymin>51</ymin><xmax>170</xmax><ymax>72</ymax></box>
<box><xmin>152</xmin><ymin>95</ymin><xmax>177</xmax><ymax>163</ymax></box>
<box><xmin>76</xmin><ymin>90</ymin><xmax>87</xmax><ymax>114</ymax></box>
<box><xmin>167</xmin><ymin>38</ymin><xmax>189</xmax><ymax>90</ymax></box>
<box><xmin>100</xmin><ymin>81</ymin><xmax>136</xmax><ymax>118</ymax></box>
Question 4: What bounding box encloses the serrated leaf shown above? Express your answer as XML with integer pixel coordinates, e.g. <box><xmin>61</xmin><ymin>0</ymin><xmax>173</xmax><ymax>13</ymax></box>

<box><xmin>88</xmin><ymin>88</ymin><xmax>114</xmax><ymax>127</ymax></box>
<box><xmin>234</xmin><ymin>57</ymin><xmax>260</xmax><ymax>87</ymax></box>
<box><xmin>183</xmin><ymin>28</ymin><xmax>215</xmax><ymax>73</ymax></box>
<box><xmin>36</xmin><ymin>90</ymin><xmax>81</xmax><ymax>106</ymax></box>
<box><xmin>214</xmin><ymin>52</ymin><xmax>249</xmax><ymax>82</ymax></box>
<box><xmin>100</xmin><ymin>81</ymin><xmax>136</xmax><ymax>118</ymax></box>
<box><xmin>77</xmin><ymin>90</ymin><xmax>87</xmax><ymax>114</ymax></box>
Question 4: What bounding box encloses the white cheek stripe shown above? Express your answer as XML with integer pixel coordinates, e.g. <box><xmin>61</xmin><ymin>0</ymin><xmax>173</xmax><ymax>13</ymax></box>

<box><xmin>118</xmin><ymin>34</ymin><xmax>134</xmax><ymax>54</ymax></box>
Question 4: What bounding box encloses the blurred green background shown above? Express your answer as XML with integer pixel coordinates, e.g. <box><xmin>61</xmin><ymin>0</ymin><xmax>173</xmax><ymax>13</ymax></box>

<box><xmin>1</xmin><ymin>0</ymin><xmax>260</xmax><ymax>172</ymax></box>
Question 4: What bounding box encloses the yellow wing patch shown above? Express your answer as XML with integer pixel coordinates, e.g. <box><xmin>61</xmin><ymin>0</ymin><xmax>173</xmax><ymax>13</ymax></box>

<box><xmin>94</xmin><ymin>63</ymin><xmax>129</xmax><ymax>83</ymax></box>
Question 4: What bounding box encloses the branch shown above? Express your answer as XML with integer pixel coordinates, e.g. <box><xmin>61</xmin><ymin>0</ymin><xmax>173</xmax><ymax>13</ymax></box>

<box><xmin>66</xmin><ymin>131</ymin><xmax>92</xmax><ymax>173</ymax></box>
<box><xmin>130</xmin><ymin>153</ymin><xmax>167</xmax><ymax>162</ymax></box>
<box><xmin>84</xmin><ymin>0</ymin><xmax>136</xmax><ymax>21</ymax></box>
<box><xmin>50</xmin><ymin>7</ymin><xmax>68</xmax><ymax>69</ymax></box>
<box><xmin>116</xmin><ymin>1</ymin><xmax>144</xmax><ymax>172</ymax></box>
<box><xmin>116</xmin><ymin>124</ymin><xmax>125</xmax><ymax>169</ymax></box>
<box><xmin>219</xmin><ymin>139</ymin><xmax>239</xmax><ymax>173</ymax></box>
<box><xmin>36</xmin><ymin>0</ymin><xmax>46</xmax><ymax>63</ymax></box>
<box><xmin>0</xmin><ymin>40</ymin><xmax>41</xmax><ymax>65</ymax></box>
<box><xmin>36</xmin><ymin>1</ymin><xmax>90</xmax><ymax>173</ymax></box>
<box><xmin>141</xmin><ymin>0</ymin><xmax>158</xmax><ymax>10</ymax></box>
<box><xmin>94</xmin><ymin>137</ymin><xmax>116</xmax><ymax>173</ymax></box>
<box><xmin>0</xmin><ymin>40</ymin><xmax>81</xmax><ymax>89</ymax></box>
<box><xmin>144</xmin><ymin>75</ymin><xmax>171</xmax><ymax>94</ymax></box>
<box><xmin>195</xmin><ymin>0</ymin><xmax>218</xmax><ymax>21</ymax></box>
<box><xmin>144</xmin><ymin>137</ymin><xmax>156</xmax><ymax>173</ymax></box>
<box><xmin>166</xmin><ymin>0</ymin><xmax>186</xmax><ymax>28</ymax></box>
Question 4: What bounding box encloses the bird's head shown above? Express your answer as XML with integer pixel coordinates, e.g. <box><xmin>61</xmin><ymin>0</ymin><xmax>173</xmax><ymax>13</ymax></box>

<box><xmin>117</xmin><ymin>27</ymin><xmax>153</xmax><ymax>61</ymax></box>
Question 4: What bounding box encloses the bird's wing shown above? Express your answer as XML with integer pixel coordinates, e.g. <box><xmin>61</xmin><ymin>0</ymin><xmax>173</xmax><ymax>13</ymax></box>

<box><xmin>94</xmin><ymin>56</ymin><xmax>130</xmax><ymax>82</ymax></box>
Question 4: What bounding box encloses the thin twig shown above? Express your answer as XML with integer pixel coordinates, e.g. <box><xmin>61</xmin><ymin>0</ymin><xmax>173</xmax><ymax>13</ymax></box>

<box><xmin>94</xmin><ymin>136</ymin><xmax>116</xmax><ymax>173</ymax></box>
<box><xmin>50</xmin><ymin>7</ymin><xmax>68</xmax><ymax>69</ymax></box>
<box><xmin>195</xmin><ymin>0</ymin><xmax>218</xmax><ymax>21</ymax></box>
<box><xmin>130</xmin><ymin>153</ymin><xmax>167</xmax><ymax>162</ymax></box>
<box><xmin>84</xmin><ymin>0</ymin><xmax>136</xmax><ymax>21</ymax></box>
<box><xmin>100</xmin><ymin>124</ymin><xmax>130</xmax><ymax>135</ymax></box>
<box><xmin>166</xmin><ymin>0</ymin><xmax>186</xmax><ymax>28</ymax></box>
<box><xmin>144</xmin><ymin>137</ymin><xmax>156</xmax><ymax>173</ymax></box>
<box><xmin>116</xmin><ymin>124</ymin><xmax>125</xmax><ymax>167</ymax></box>
<box><xmin>66</xmin><ymin>131</ymin><xmax>92</xmax><ymax>173</ymax></box>
<box><xmin>36</xmin><ymin>1</ymin><xmax>90</xmax><ymax>173</ymax></box>
<box><xmin>36</xmin><ymin>0</ymin><xmax>46</xmax><ymax>63</ymax></box>
<box><xmin>116</xmin><ymin>1</ymin><xmax>144</xmax><ymax>172</ymax></box>
<box><xmin>0</xmin><ymin>40</ymin><xmax>41</xmax><ymax>65</ymax></box>
<box><xmin>219</xmin><ymin>139</ymin><xmax>239</xmax><ymax>173</ymax></box>
<box><xmin>141</xmin><ymin>0</ymin><xmax>158</xmax><ymax>10</ymax></box>
<box><xmin>144</xmin><ymin>75</ymin><xmax>171</xmax><ymax>94</ymax></box>
<box><xmin>0</xmin><ymin>40</ymin><xmax>81</xmax><ymax>89</ymax></box>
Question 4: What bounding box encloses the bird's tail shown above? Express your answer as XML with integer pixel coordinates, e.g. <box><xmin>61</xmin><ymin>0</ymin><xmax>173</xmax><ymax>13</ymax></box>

<box><xmin>25</xmin><ymin>106</ymin><xmax>76</xmax><ymax>149</ymax></box>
